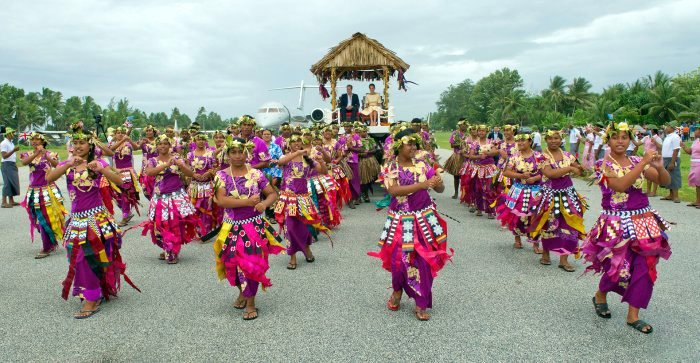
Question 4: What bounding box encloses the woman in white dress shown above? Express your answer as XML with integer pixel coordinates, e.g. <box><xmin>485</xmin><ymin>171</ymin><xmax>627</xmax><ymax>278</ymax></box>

<box><xmin>360</xmin><ymin>83</ymin><xmax>382</xmax><ymax>126</ymax></box>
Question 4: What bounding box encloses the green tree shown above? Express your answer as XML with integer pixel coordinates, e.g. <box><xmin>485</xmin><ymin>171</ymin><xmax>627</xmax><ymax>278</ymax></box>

<box><xmin>642</xmin><ymin>82</ymin><xmax>688</xmax><ymax>124</ymax></box>
<box><xmin>542</xmin><ymin>75</ymin><xmax>566</xmax><ymax>113</ymax></box>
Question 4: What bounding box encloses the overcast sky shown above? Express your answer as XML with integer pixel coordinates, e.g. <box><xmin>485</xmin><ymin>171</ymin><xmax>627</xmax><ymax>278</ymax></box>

<box><xmin>1</xmin><ymin>0</ymin><xmax>699</xmax><ymax>121</ymax></box>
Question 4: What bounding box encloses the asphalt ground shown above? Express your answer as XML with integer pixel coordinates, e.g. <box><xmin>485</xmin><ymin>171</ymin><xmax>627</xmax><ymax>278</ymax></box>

<box><xmin>1</xmin><ymin>150</ymin><xmax>699</xmax><ymax>362</ymax></box>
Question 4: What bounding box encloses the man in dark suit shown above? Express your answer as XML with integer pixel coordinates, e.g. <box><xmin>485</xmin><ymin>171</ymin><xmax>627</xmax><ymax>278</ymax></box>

<box><xmin>487</xmin><ymin>126</ymin><xmax>503</xmax><ymax>141</ymax></box>
<box><xmin>339</xmin><ymin>84</ymin><xmax>360</xmax><ymax>121</ymax></box>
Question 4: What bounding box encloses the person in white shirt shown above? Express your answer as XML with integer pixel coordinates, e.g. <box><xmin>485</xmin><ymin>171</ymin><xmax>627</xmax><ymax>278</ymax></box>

<box><xmin>532</xmin><ymin>127</ymin><xmax>542</xmax><ymax>152</ymax></box>
<box><xmin>593</xmin><ymin>123</ymin><xmax>605</xmax><ymax>160</ymax></box>
<box><xmin>568</xmin><ymin>124</ymin><xmax>581</xmax><ymax>157</ymax></box>
<box><xmin>1</xmin><ymin>128</ymin><xmax>21</xmax><ymax>208</ymax></box>
<box><xmin>661</xmin><ymin>123</ymin><xmax>682</xmax><ymax>203</ymax></box>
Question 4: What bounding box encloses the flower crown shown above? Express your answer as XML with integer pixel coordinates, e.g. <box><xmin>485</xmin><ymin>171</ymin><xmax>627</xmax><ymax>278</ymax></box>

<box><xmin>457</xmin><ymin>120</ymin><xmax>469</xmax><ymax>127</ymax></box>
<box><xmin>30</xmin><ymin>132</ymin><xmax>47</xmax><ymax>142</ymax></box>
<box><xmin>69</xmin><ymin>130</ymin><xmax>95</xmax><ymax>143</ymax></box>
<box><xmin>502</xmin><ymin>124</ymin><xmax>517</xmax><ymax>131</ymax></box>
<box><xmin>155</xmin><ymin>134</ymin><xmax>173</xmax><ymax>145</ymax></box>
<box><xmin>341</xmin><ymin>121</ymin><xmax>353</xmax><ymax>127</ymax></box>
<box><xmin>238</xmin><ymin>115</ymin><xmax>256</xmax><ymax>126</ymax></box>
<box><xmin>288</xmin><ymin>135</ymin><xmax>303</xmax><ymax>143</ymax></box>
<box><xmin>280</xmin><ymin>124</ymin><xmax>292</xmax><ymax>131</ymax></box>
<box><xmin>477</xmin><ymin>124</ymin><xmax>488</xmax><ymax>130</ymax></box>
<box><xmin>144</xmin><ymin>124</ymin><xmax>157</xmax><ymax>132</ymax></box>
<box><xmin>391</xmin><ymin>133</ymin><xmax>423</xmax><ymax>153</ymax></box>
<box><xmin>603</xmin><ymin>122</ymin><xmax>632</xmax><ymax>142</ymax></box>
<box><xmin>514</xmin><ymin>133</ymin><xmax>532</xmax><ymax>141</ymax></box>
<box><xmin>115</xmin><ymin>126</ymin><xmax>128</xmax><ymax>133</ymax></box>
<box><xmin>224</xmin><ymin>136</ymin><xmax>254</xmax><ymax>153</ymax></box>
<box><xmin>193</xmin><ymin>132</ymin><xmax>208</xmax><ymax>141</ymax></box>
<box><xmin>546</xmin><ymin>129</ymin><xmax>561</xmax><ymax>137</ymax></box>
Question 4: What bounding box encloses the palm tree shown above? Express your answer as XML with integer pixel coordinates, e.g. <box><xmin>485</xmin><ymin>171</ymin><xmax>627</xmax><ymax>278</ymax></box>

<box><xmin>646</xmin><ymin>70</ymin><xmax>671</xmax><ymax>89</ymax></box>
<box><xmin>642</xmin><ymin>83</ymin><xmax>688</xmax><ymax>123</ymax></box>
<box><xmin>543</xmin><ymin>75</ymin><xmax>566</xmax><ymax>113</ymax></box>
<box><xmin>566</xmin><ymin>77</ymin><xmax>593</xmax><ymax>113</ymax></box>
<box><xmin>588</xmin><ymin>96</ymin><xmax>622</xmax><ymax>123</ymax></box>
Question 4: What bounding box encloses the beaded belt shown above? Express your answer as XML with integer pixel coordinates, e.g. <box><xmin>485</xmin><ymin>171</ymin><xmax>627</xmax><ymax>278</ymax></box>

<box><xmin>389</xmin><ymin>204</ymin><xmax>436</xmax><ymax>216</ymax></box>
<box><xmin>223</xmin><ymin>214</ymin><xmax>263</xmax><ymax>225</ymax></box>
<box><xmin>600</xmin><ymin>206</ymin><xmax>653</xmax><ymax>218</ymax></box>
<box><xmin>544</xmin><ymin>185</ymin><xmax>576</xmax><ymax>193</ymax></box>
<box><xmin>70</xmin><ymin>205</ymin><xmax>107</xmax><ymax>219</ymax></box>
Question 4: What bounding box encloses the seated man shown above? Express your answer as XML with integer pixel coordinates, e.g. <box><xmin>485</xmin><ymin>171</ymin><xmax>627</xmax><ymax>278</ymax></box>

<box><xmin>339</xmin><ymin>84</ymin><xmax>360</xmax><ymax>121</ymax></box>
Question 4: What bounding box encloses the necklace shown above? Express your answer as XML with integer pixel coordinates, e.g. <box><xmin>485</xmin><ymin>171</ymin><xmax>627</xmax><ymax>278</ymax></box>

<box><xmin>229</xmin><ymin>164</ymin><xmax>253</xmax><ymax>199</ymax></box>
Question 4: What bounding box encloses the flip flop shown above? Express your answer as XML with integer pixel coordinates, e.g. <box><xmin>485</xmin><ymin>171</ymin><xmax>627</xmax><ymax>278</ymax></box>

<box><xmin>513</xmin><ymin>242</ymin><xmax>524</xmax><ymax>249</ymax></box>
<box><xmin>627</xmin><ymin>319</ymin><xmax>653</xmax><ymax>334</ymax></box>
<box><xmin>233</xmin><ymin>299</ymin><xmax>247</xmax><ymax>310</ymax></box>
<box><xmin>673</xmin><ymin>199</ymin><xmax>681</xmax><ymax>203</ymax></box>
<box><xmin>243</xmin><ymin>308</ymin><xmax>258</xmax><ymax>321</ymax></box>
<box><xmin>74</xmin><ymin>307</ymin><xmax>101</xmax><ymax>319</ymax></box>
<box><xmin>592</xmin><ymin>296</ymin><xmax>611</xmax><ymax>319</ymax></box>
<box><xmin>687</xmin><ymin>203</ymin><xmax>698</xmax><ymax>207</ymax></box>
<box><xmin>158</xmin><ymin>252</ymin><xmax>166</xmax><ymax>260</ymax></box>
<box><xmin>414</xmin><ymin>309</ymin><xmax>430</xmax><ymax>321</ymax></box>
<box><xmin>34</xmin><ymin>251</ymin><xmax>50</xmax><ymax>259</ymax></box>
<box><xmin>539</xmin><ymin>258</ymin><xmax>551</xmax><ymax>265</ymax></box>
<box><xmin>558</xmin><ymin>264</ymin><xmax>575</xmax><ymax>272</ymax></box>
<box><xmin>305</xmin><ymin>256</ymin><xmax>315</xmax><ymax>263</ymax></box>
<box><xmin>387</xmin><ymin>296</ymin><xmax>400</xmax><ymax>311</ymax></box>
<box><xmin>286</xmin><ymin>262</ymin><xmax>297</xmax><ymax>270</ymax></box>
<box><xmin>1</xmin><ymin>204</ymin><xmax>11</xmax><ymax>208</ymax></box>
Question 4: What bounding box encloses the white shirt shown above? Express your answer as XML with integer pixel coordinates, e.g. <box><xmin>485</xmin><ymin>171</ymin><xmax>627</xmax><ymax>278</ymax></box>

<box><xmin>661</xmin><ymin>132</ymin><xmax>681</xmax><ymax>158</ymax></box>
<box><xmin>569</xmin><ymin>128</ymin><xmax>581</xmax><ymax>143</ymax></box>
<box><xmin>1</xmin><ymin>138</ymin><xmax>16</xmax><ymax>162</ymax></box>
<box><xmin>627</xmin><ymin>135</ymin><xmax>638</xmax><ymax>151</ymax></box>
<box><xmin>593</xmin><ymin>134</ymin><xmax>603</xmax><ymax>149</ymax></box>
<box><xmin>532</xmin><ymin>132</ymin><xmax>541</xmax><ymax>146</ymax></box>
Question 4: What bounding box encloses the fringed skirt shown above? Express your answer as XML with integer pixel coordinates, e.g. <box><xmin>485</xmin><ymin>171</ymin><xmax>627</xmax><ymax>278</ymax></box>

<box><xmin>329</xmin><ymin>164</ymin><xmax>352</xmax><ymax>206</ymax></box>
<box><xmin>213</xmin><ymin>214</ymin><xmax>286</xmax><ymax>297</ymax></box>
<box><xmin>495</xmin><ymin>182</ymin><xmax>540</xmax><ymax>238</ymax></box>
<box><xmin>368</xmin><ymin>206</ymin><xmax>453</xmax><ymax>309</ymax></box>
<box><xmin>582</xmin><ymin>207</ymin><xmax>671</xmax><ymax>309</ymax></box>
<box><xmin>459</xmin><ymin>161</ymin><xmax>475</xmax><ymax>205</ymax></box>
<box><xmin>22</xmin><ymin>183</ymin><xmax>67</xmax><ymax>252</ymax></box>
<box><xmin>443</xmin><ymin>153</ymin><xmax>465</xmax><ymax>176</ymax></box>
<box><xmin>62</xmin><ymin>206</ymin><xmax>139</xmax><ymax>301</ymax></box>
<box><xmin>359</xmin><ymin>156</ymin><xmax>381</xmax><ymax>185</ymax></box>
<box><xmin>138</xmin><ymin>170</ymin><xmax>156</xmax><ymax>200</ymax></box>
<box><xmin>471</xmin><ymin>164</ymin><xmax>498</xmax><ymax>214</ymax></box>
<box><xmin>274</xmin><ymin>190</ymin><xmax>328</xmax><ymax>256</ymax></box>
<box><xmin>188</xmin><ymin>179</ymin><xmax>219</xmax><ymax>235</ymax></box>
<box><xmin>308</xmin><ymin>174</ymin><xmax>342</xmax><ymax>229</ymax></box>
<box><xmin>138</xmin><ymin>189</ymin><xmax>201</xmax><ymax>259</ymax></box>
<box><xmin>338</xmin><ymin>159</ymin><xmax>354</xmax><ymax>180</ymax></box>
<box><xmin>112</xmin><ymin>169</ymin><xmax>141</xmax><ymax>217</ymax></box>
<box><xmin>530</xmin><ymin>184</ymin><xmax>587</xmax><ymax>255</ymax></box>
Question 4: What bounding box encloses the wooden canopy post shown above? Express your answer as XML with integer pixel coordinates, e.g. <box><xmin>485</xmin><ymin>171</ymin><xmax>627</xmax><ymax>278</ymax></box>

<box><xmin>382</xmin><ymin>66</ymin><xmax>389</xmax><ymax>109</ymax></box>
<box><xmin>330</xmin><ymin>67</ymin><xmax>337</xmax><ymax>111</ymax></box>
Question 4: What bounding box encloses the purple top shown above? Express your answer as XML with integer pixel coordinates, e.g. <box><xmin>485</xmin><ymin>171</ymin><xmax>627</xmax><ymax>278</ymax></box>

<box><xmin>187</xmin><ymin>149</ymin><xmax>216</xmax><ymax>179</ymax></box>
<box><xmin>60</xmin><ymin>159</ymin><xmax>110</xmax><ymax>212</ymax></box>
<box><xmin>21</xmin><ymin>151</ymin><xmax>59</xmax><ymax>187</ymax></box>
<box><xmin>245</xmin><ymin>135</ymin><xmax>270</xmax><ymax>166</ymax></box>
<box><xmin>274</xmin><ymin>136</ymin><xmax>286</xmax><ymax>152</ymax></box>
<box><xmin>282</xmin><ymin>160</ymin><xmax>314</xmax><ymax>194</ymax></box>
<box><xmin>449</xmin><ymin>130</ymin><xmax>465</xmax><ymax>153</ymax></box>
<box><xmin>541</xmin><ymin>151</ymin><xmax>576</xmax><ymax>189</ymax></box>
<box><xmin>594</xmin><ymin>156</ymin><xmax>649</xmax><ymax>211</ymax></box>
<box><xmin>338</xmin><ymin>134</ymin><xmax>360</xmax><ymax>163</ymax></box>
<box><xmin>215</xmin><ymin>167</ymin><xmax>269</xmax><ymax>221</ymax></box>
<box><xmin>471</xmin><ymin>140</ymin><xmax>496</xmax><ymax>166</ymax></box>
<box><xmin>507</xmin><ymin>151</ymin><xmax>545</xmax><ymax>184</ymax></box>
<box><xmin>382</xmin><ymin>160</ymin><xmax>436</xmax><ymax>212</ymax></box>
<box><xmin>147</xmin><ymin>156</ymin><xmax>185</xmax><ymax>195</ymax></box>
<box><xmin>111</xmin><ymin>141</ymin><xmax>134</xmax><ymax>169</ymax></box>
<box><xmin>141</xmin><ymin>142</ymin><xmax>158</xmax><ymax>161</ymax></box>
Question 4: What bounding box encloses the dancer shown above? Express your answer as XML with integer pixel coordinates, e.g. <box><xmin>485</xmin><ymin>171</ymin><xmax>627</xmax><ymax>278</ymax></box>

<box><xmin>275</xmin><ymin>135</ymin><xmax>328</xmax><ymax>270</ymax></box>
<box><xmin>140</xmin><ymin>134</ymin><xmax>201</xmax><ymax>264</ymax></box>
<box><xmin>369</xmin><ymin>128</ymin><xmax>452</xmax><ymax>321</ymax></box>
<box><xmin>530</xmin><ymin>130</ymin><xmax>587</xmax><ymax>271</ymax></box>
<box><xmin>213</xmin><ymin>137</ymin><xmax>285</xmax><ymax>320</ymax></box>
<box><xmin>339</xmin><ymin>121</ymin><xmax>362</xmax><ymax>207</ymax></box>
<box><xmin>467</xmin><ymin>125</ymin><xmax>499</xmax><ymax>218</ymax></box>
<box><xmin>109</xmin><ymin>126</ymin><xmax>141</xmax><ymax>226</ymax></box>
<box><xmin>459</xmin><ymin>125</ymin><xmax>478</xmax><ymax>212</ymax></box>
<box><xmin>583</xmin><ymin>122</ymin><xmax>671</xmax><ymax>334</ymax></box>
<box><xmin>308</xmin><ymin>131</ymin><xmax>342</xmax><ymax>228</ymax></box>
<box><xmin>680</xmin><ymin>126</ymin><xmax>700</xmax><ymax>208</ymax></box>
<box><xmin>496</xmin><ymin>133</ymin><xmax>545</xmax><ymax>254</ymax></box>
<box><xmin>187</xmin><ymin>132</ymin><xmax>218</xmax><ymax>237</ymax></box>
<box><xmin>138</xmin><ymin>125</ymin><xmax>158</xmax><ymax>200</ymax></box>
<box><xmin>358</xmin><ymin>125</ymin><xmax>380</xmax><ymax>203</ymax></box>
<box><xmin>493</xmin><ymin>125</ymin><xmax>518</xmax><ymax>210</ymax></box>
<box><xmin>323</xmin><ymin>126</ymin><xmax>352</xmax><ymax>208</ymax></box>
<box><xmin>20</xmin><ymin>132</ymin><xmax>66</xmax><ymax>258</ymax></box>
<box><xmin>444</xmin><ymin>119</ymin><xmax>467</xmax><ymax>199</ymax></box>
<box><xmin>46</xmin><ymin>130</ymin><xmax>139</xmax><ymax>318</ymax></box>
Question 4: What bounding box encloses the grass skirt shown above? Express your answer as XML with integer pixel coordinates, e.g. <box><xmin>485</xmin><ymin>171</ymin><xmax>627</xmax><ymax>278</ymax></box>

<box><xmin>21</xmin><ymin>183</ymin><xmax>67</xmax><ymax>251</ymax></box>
<box><xmin>308</xmin><ymin>174</ymin><xmax>342</xmax><ymax>228</ymax></box>
<box><xmin>359</xmin><ymin>156</ymin><xmax>381</xmax><ymax>185</ymax></box>
<box><xmin>443</xmin><ymin>153</ymin><xmax>465</xmax><ymax>176</ymax></box>
<box><xmin>137</xmin><ymin>189</ymin><xmax>201</xmax><ymax>258</ymax></box>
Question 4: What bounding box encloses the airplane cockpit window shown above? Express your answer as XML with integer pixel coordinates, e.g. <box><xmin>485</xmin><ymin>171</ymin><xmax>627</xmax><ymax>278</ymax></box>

<box><xmin>258</xmin><ymin>108</ymin><xmax>268</xmax><ymax>113</ymax></box>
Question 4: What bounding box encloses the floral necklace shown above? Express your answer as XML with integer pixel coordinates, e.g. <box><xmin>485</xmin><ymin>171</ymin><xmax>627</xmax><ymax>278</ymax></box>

<box><xmin>229</xmin><ymin>164</ymin><xmax>256</xmax><ymax>199</ymax></box>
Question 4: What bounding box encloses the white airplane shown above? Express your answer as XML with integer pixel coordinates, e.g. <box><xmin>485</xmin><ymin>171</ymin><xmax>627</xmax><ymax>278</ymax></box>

<box><xmin>255</xmin><ymin>80</ymin><xmax>318</xmax><ymax>130</ymax></box>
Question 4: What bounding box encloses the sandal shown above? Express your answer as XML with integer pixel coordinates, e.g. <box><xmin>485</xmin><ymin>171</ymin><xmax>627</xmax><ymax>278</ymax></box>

<box><xmin>305</xmin><ymin>256</ymin><xmax>315</xmax><ymax>263</ymax></box>
<box><xmin>468</xmin><ymin>207</ymin><xmax>476</xmax><ymax>213</ymax></box>
<box><xmin>35</xmin><ymin>251</ymin><xmax>51</xmax><ymax>259</ymax></box>
<box><xmin>1</xmin><ymin>204</ymin><xmax>11</xmax><ymax>208</ymax></box>
<box><xmin>513</xmin><ymin>242</ymin><xmax>523</xmax><ymax>249</ymax></box>
<box><xmin>533</xmin><ymin>246</ymin><xmax>543</xmax><ymax>254</ymax></box>
<box><xmin>687</xmin><ymin>203</ymin><xmax>698</xmax><ymax>207</ymax></box>
<box><xmin>158</xmin><ymin>252</ymin><xmax>166</xmax><ymax>260</ymax></box>
<box><xmin>243</xmin><ymin>308</ymin><xmax>258</xmax><ymax>321</ymax></box>
<box><xmin>74</xmin><ymin>307</ymin><xmax>101</xmax><ymax>319</ymax></box>
<box><xmin>592</xmin><ymin>296</ymin><xmax>611</xmax><ymax>319</ymax></box>
<box><xmin>539</xmin><ymin>258</ymin><xmax>551</xmax><ymax>265</ymax></box>
<box><xmin>233</xmin><ymin>298</ymin><xmax>247</xmax><ymax>310</ymax></box>
<box><xmin>167</xmin><ymin>257</ymin><xmax>179</xmax><ymax>264</ymax></box>
<box><xmin>476</xmin><ymin>211</ymin><xmax>483</xmax><ymax>217</ymax></box>
<box><xmin>387</xmin><ymin>294</ymin><xmax>401</xmax><ymax>311</ymax></box>
<box><xmin>414</xmin><ymin>309</ymin><xmax>430</xmax><ymax>321</ymax></box>
<box><xmin>627</xmin><ymin>319</ymin><xmax>653</xmax><ymax>334</ymax></box>
<box><xmin>487</xmin><ymin>214</ymin><xmax>495</xmax><ymax>219</ymax></box>
<box><xmin>558</xmin><ymin>264</ymin><xmax>575</xmax><ymax>272</ymax></box>
<box><xmin>286</xmin><ymin>262</ymin><xmax>297</xmax><ymax>270</ymax></box>
<box><xmin>11</xmin><ymin>202</ymin><xmax>20</xmax><ymax>206</ymax></box>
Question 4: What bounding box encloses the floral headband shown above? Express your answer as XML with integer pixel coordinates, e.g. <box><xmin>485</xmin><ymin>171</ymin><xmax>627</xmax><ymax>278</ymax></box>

<box><xmin>115</xmin><ymin>126</ymin><xmax>128</xmax><ymax>133</ymax></box>
<box><xmin>545</xmin><ymin>129</ymin><xmax>562</xmax><ymax>137</ymax></box>
<box><xmin>30</xmin><ymin>132</ymin><xmax>47</xmax><ymax>142</ymax></box>
<box><xmin>477</xmin><ymin>124</ymin><xmax>488</xmax><ymax>130</ymax></box>
<box><xmin>193</xmin><ymin>133</ymin><xmax>208</xmax><ymax>141</ymax></box>
<box><xmin>155</xmin><ymin>134</ymin><xmax>173</xmax><ymax>145</ymax></box>
<box><xmin>238</xmin><ymin>115</ymin><xmax>256</xmax><ymax>126</ymax></box>
<box><xmin>391</xmin><ymin>133</ymin><xmax>423</xmax><ymax>153</ymax></box>
<box><xmin>224</xmin><ymin>136</ymin><xmax>254</xmax><ymax>153</ymax></box>
<box><xmin>502</xmin><ymin>124</ymin><xmax>517</xmax><ymax>131</ymax></box>
<box><xmin>457</xmin><ymin>120</ymin><xmax>468</xmax><ymax>127</ymax></box>
<box><xmin>70</xmin><ymin>131</ymin><xmax>95</xmax><ymax>143</ymax></box>
<box><xmin>212</xmin><ymin>130</ymin><xmax>225</xmax><ymax>138</ymax></box>
<box><xmin>603</xmin><ymin>122</ymin><xmax>632</xmax><ymax>142</ymax></box>
<box><xmin>341</xmin><ymin>121</ymin><xmax>353</xmax><ymax>127</ymax></box>
<box><xmin>514</xmin><ymin>134</ymin><xmax>532</xmax><ymax>141</ymax></box>
<box><xmin>288</xmin><ymin>135</ymin><xmax>303</xmax><ymax>143</ymax></box>
<box><xmin>280</xmin><ymin>124</ymin><xmax>292</xmax><ymax>131</ymax></box>
<box><xmin>143</xmin><ymin>124</ymin><xmax>157</xmax><ymax>132</ymax></box>
<box><xmin>70</xmin><ymin>120</ymin><xmax>84</xmax><ymax>130</ymax></box>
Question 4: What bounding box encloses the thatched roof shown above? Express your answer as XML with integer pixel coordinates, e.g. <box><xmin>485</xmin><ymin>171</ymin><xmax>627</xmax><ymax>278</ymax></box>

<box><xmin>310</xmin><ymin>33</ymin><xmax>410</xmax><ymax>81</ymax></box>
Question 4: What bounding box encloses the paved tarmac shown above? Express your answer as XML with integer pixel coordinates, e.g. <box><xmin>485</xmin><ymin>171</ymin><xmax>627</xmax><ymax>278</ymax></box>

<box><xmin>1</xmin><ymin>150</ymin><xmax>699</xmax><ymax>362</ymax></box>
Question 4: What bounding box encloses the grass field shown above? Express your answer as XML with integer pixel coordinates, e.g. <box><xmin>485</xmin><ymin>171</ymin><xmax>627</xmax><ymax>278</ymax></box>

<box><xmin>434</xmin><ymin>131</ymin><xmax>698</xmax><ymax>203</ymax></box>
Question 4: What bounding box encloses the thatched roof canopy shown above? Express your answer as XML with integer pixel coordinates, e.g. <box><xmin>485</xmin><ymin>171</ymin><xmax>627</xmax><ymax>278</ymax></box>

<box><xmin>310</xmin><ymin>33</ymin><xmax>410</xmax><ymax>82</ymax></box>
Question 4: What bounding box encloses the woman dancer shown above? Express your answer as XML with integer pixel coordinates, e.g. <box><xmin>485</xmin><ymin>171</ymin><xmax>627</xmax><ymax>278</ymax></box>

<box><xmin>680</xmin><ymin>126</ymin><xmax>700</xmax><ymax>208</ymax></box>
<box><xmin>493</xmin><ymin>125</ymin><xmax>518</xmax><ymax>210</ymax></box>
<box><xmin>581</xmin><ymin>126</ymin><xmax>596</xmax><ymax>171</ymax></box>
<box><xmin>140</xmin><ymin>135</ymin><xmax>200</xmax><ymax>264</ymax></box>
<box><xmin>138</xmin><ymin>125</ymin><xmax>159</xmax><ymax>200</ymax></box>
<box><xmin>459</xmin><ymin>125</ymin><xmax>479</xmax><ymax>212</ymax></box>
<box><xmin>467</xmin><ymin>125</ymin><xmax>499</xmax><ymax>218</ymax></box>
<box><xmin>275</xmin><ymin>135</ymin><xmax>328</xmax><ymax>270</ymax></box>
<box><xmin>583</xmin><ymin>122</ymin><xmax>671</xmax><ymax>334</ymax></box>
<box><xmin>444</xmin><ymin>119</ymin><xmax>467</xmax><ymax>199</ymax></box>
<box><xmin>496</xmin><ymin>133</ymin><xmax>545</xmax><ymax>254</ymax></box>
<box><xmin>369</xmin><ymin>129</ymin><xmax>451</xmax><ymax>321</ymax></box>
<box><xmin>20</xmin><ymin>132</ymin><xmax>66</xmax><ymax>258</ymax></box>
<box><xmin>46</xmin><ymin>130</ymin><xmax>139</xmax><ymax>318</ymax></box>
<box><xmin>339</xmin><ymin>122</ymin><xmax>362</xmax><ymax>207</ymax></box>
<box><xmin>358</xmin><ymin>126</ymin><xmax>380</xmax><ymax>203</ymax></box>
<box><xmin>308</xmin><ymin>131</ymin><xmax>342</xmax><ymax>229</ymax></box>
<box><xmin>187</xmin><ymin>132</ymin><xmax>218</xmax><ymax>237</ymax></box>
<box><xmin>323</xmin><ymin>126</ymin><xmax>351</xmax><ymax>208</ymax></box>
<box><xmin>109</xmin><ymin>126</ymin><xmax>141</xmax><ymax>226</ymax></box>
<box><xmin>213</xmin><ymin>137</ymin><xmax>285</xmax><ymax>320</ymax></box>
<box><xmin>530</xmin><ymin>130</ymin><xmax>587</xmax><ymax>271</ymax></box>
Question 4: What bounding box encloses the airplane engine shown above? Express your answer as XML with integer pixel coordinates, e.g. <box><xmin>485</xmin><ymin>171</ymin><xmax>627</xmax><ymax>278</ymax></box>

<box><xmin>310</xmin><ymin>108</ymin><xmax>331</xmax><ymax>124</ymax></box>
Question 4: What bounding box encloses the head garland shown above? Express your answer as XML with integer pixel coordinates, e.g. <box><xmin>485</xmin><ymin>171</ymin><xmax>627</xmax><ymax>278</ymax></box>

<box><xmin>514</xmin><ymin>133</ymin><xmax>532</xmax><ymax>141</ymax></box>
<box><xmin>603</xmin><ymin>121</ymin><xmax>632</xmax><ymax>143</ymax></box>
<box><xmin>224</xmin><ymin>136</ymin><xmax>254</xmax><ymax>153</ymax></box>
<box><xmin>391</xmin><ymin>129</ymin><xmax>423</xmax><ymax>154</ymax></box>
<box><xmin>238</xmin><ymin>115</ymin><xmax>256</xmax><ymax>126</ymax></box>
<box><xmin>155</xmin><ymin>134</ymin><xmax>173</xmax><ymax>145</ymax></box>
